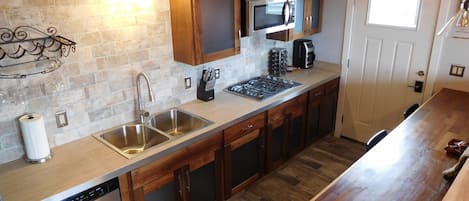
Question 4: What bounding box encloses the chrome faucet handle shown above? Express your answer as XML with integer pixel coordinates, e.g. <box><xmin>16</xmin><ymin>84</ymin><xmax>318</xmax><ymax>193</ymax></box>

<box><xmin>138</xmin><ymin>110</ymin><xmax>151</xmax><ymax>124</ymax></box>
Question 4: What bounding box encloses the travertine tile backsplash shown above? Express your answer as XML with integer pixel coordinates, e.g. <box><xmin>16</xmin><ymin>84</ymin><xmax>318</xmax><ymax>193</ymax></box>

<box><xmin>0</xmin><ymin>0</ymin><xmax>289</xmax><ymax>164</ymax></box>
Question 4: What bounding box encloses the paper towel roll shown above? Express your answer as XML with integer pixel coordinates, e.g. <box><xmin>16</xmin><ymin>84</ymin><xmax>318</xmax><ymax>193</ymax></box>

<box><xmin>19</xmin><ymin>113</ymin><xmax>51</xmax><ymax>161</ymax></box>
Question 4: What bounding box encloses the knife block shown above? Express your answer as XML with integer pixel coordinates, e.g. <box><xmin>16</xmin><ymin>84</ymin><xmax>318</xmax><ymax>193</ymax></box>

<box><xmin>197</xmin><ymin>80</ymin><xmax>214</xmax><ymax>101</ymax></box>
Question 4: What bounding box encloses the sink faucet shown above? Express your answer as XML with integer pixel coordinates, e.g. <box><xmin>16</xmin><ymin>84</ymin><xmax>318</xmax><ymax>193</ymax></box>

<box><xmin>136</xmin><ymin>72</ymin><xmax>155</xmax><ymax>124</ymax></box>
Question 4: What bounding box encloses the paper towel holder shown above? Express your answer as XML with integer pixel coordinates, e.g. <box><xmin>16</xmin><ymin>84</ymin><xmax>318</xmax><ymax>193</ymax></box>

<box><xmin>24</xmin><ymin>153</ymin><xmax>52</xmax><ymax>164</ymax></box>
<box><xmin>19</xmin><ymin>113</ymin><xmax>53</xmax><ymax>164</ymax></box>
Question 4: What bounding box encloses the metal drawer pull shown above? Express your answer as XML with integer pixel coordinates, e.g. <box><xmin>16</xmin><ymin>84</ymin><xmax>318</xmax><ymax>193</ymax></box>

<box><xmin>177</xmin><ymin>174</ymin><xmax>184</xmax><ymax>198</ymax></box>
<box><xmin>185</xmin><ymin>170</ymin><xmax>191</xmax><ymax>192</ymax></box>
<box><xmin>241</xmin><ymin>124</ymin><xmax>254</xmax><ymax>131</ymax></box>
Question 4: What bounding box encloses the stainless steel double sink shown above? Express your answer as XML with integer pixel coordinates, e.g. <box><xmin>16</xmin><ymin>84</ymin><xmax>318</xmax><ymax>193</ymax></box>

<box><xmin>94</xmin><ymin>108</ymin><xmax>213</xmax><ymax>158</ymax></box>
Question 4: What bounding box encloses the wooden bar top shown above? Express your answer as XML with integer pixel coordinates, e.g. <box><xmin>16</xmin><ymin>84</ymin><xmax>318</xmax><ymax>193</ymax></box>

<box><xmin>313</xmin><ymin>88</ymin><xmax>469</xmax><ymax>201</ymax></box>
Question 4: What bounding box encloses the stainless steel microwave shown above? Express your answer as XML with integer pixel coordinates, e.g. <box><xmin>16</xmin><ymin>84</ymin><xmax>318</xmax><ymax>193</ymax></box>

<box><xmin>246</xmin><ymin>0</ymin><xmax>296</xmax><ymax>35</ymax></box>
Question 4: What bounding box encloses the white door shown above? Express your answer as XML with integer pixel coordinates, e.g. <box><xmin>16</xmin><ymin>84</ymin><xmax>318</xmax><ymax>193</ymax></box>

<box><xmin>342</xmin><ymin>0</ymin><xmax>440</xmax><ymax>142</ymax></box>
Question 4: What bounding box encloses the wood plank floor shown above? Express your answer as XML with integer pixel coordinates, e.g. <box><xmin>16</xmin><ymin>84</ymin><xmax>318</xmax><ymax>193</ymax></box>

<box><xmin>228</xmin><ymin>136</ymin><xmax>366</xmax><ymax>201</ymax></box>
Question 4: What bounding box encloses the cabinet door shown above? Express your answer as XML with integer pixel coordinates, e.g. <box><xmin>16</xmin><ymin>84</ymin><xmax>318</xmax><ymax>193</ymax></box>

<box><xmin>303</xmin><ymin>0</ymin><xmax>323</xmax><ymax>34</ymax></box>
<box><xmin>140</xmin><ymin>169</ymin><xmax>181</xmax><ymax>201</ymax></box>
<box><xmin>306</xmin><ymin>85</ymin><xmax>324</xmax><ymax>145</ymax></box>
<box><xmin>320</xmin><ymin>78</ymin><xmax>339</xmax><ymax>135</ymax></box>
<box><xmin>131</xmin><ymin>133</ymin><xmax>223</xmax><ymax>201</ymax></box>
<box><xmin>188</xmin><ymin>161</ymin><xmax>219</xmax><ymax>201</ymax></box>
<box><xmin>266</xmin><ymin>0</ymin><xmax>323</xmax><ymax>41</ymax></box>
<box><xmin>286</xmin><ymin>94</ymin><xmax>307</xmax><ymax>156</ymax></box>
<box><xmin>198</xmin><ymin>0</ymin><xmax>241</xmax><ymax>63</ymax></box>
<box><xmin>266</xmin><ymin>118</ymin><xmax>288</xmax><ymax>172</ymax></box>
<box><xmin>224</xmin><ymin>113</ymin><xmax>265</xmax><ymax>198</ymax></box>
<box><xmin>170</xmin><ymin>0</ymin><xmax>240</xmax><ymax>65</ymax></box>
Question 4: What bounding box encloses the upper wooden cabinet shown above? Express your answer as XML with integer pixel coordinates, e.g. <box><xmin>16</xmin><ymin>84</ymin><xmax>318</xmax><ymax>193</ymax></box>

<box><xmin>266</xmin><ymin>0</ymin><xmax>323</xmax><ymax>41</ymax></box>
<box><xmin>170</xmin><ymin>0</ymin><xmax>241</xmax><ymax>65</ymax></box>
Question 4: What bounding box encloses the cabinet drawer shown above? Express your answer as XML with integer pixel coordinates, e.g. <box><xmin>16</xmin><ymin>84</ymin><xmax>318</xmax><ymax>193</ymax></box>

<box><xmin>286</xmin><ymin>94</ymin><xmax>307</xmax><ymax>117</ymax></box>
<box><xmin>224</xmin><ymin>113</ymin><xmax>265</xmax><ymax>144</ymax></box>
<box><xmin>324</xmin><ymin>78</ymin><xmax>339</xmax><ymax>94</ymax></box>
<box><xmin>309</xmin><ymin>85</ymin><xmax>325</xmax><ymax>101</ymax></box>
<box><xmin>269</xmin><ymin>95</ymin><xmax>307</xmax><ymax>122</ymax></box>
<box><xmin>268</xmin><ymin>102</ymin><xmax>289</xmax><ymax>123</ymax></box>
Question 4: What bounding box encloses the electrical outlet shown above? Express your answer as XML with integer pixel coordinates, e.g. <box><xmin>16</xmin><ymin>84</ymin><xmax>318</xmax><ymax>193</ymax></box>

<box><xmin>184</xmin><ymin>77</ymin><xmax>192</xmax><ymax>89</ymax></box>
<box><xmin>450</xmin><ymin>64</ymin><xmax>465</xmax><ymax>77</ymax></box>
<box><xmin>55</xmin><ymin>111</ymin><xmax>68</xmax><ymax>128</ymax></box>
<box><xmin>214</xmin><ymin>68</ymin><xmax>220</xmax><ymax>79</ymax></box>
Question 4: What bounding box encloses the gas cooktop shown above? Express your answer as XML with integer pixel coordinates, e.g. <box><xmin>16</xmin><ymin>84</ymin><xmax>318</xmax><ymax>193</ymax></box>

<box><xmin>224</xmin><ymin>75</ymin><xmax>301</xmax><ymax>100</ymax></box>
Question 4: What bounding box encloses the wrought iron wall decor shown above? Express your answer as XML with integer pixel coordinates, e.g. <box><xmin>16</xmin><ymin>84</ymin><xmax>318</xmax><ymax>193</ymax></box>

<box><xmin>0</xmin><ymin>26</ymin><xmax>76</xmax><ymax>79</ymax></box>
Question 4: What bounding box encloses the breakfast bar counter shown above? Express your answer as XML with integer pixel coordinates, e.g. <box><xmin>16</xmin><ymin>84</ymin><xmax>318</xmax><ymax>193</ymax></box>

<box><xmin>312</xmin><ymin>88</ymin><xmax>469</xmax><ymax>201</ymax></box>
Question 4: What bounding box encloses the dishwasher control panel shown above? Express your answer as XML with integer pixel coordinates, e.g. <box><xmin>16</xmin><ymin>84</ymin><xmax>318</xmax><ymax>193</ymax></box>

<box><xmin>63</xmin><ymin>177</ymin><xmax>119</xmax><ymax>201</ymax></box>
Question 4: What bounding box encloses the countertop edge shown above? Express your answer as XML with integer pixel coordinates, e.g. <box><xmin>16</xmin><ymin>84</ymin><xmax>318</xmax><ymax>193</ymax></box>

<box><xmin>0</xmin><ymin>61</ymin><xmax>341</xmax><ymax>201</ymax></box>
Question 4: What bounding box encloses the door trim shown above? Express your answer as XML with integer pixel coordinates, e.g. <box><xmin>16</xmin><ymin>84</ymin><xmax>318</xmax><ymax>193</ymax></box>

<box><xmin>336</xmin><ymin>0</ymin><xmax>443</xmax><ymax>138</ymax></box>
<box><xmin>423</xmin><ymin>0</ymin><xmax>454</xmax><ymax>100</ymax></box>
<box><xmin>334</xmin><ymin>0</ymin><xmax>355</xmax><ymax>138</ymax></box>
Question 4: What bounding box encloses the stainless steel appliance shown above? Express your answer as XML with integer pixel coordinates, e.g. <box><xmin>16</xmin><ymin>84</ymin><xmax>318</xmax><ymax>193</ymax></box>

<box><xmin>293</xmin><ymin>39</ymin><xmax>315</xmax><ymax>69</ymax></box>
<box><xmin>63</xmin><ymin>178</ymin><xmax>121</xmax><ymax>201</ymax></box>
<box><xmin>245</xmin><ymin>0</ymin><xmax>296</xmax><ymax>35</ymax></box>
<box><xmin>225</xmin><ymin>75</ymin><xmax>301</xmax><ymax>100</ymax></box>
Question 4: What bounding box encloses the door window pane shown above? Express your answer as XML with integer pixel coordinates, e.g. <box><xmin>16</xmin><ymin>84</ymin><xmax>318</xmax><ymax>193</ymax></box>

<box><xmin>367</xmin><ymin>0</ymin><xmax>421</xmax><ymax>28</ymax></box>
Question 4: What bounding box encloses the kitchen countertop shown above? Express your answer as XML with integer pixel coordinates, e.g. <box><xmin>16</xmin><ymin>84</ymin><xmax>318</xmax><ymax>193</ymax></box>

<box><xmin>0</xmin><ymin>61</ymin><xmax>340</xmax><ymax>201</ymax></box>
<box><xmin>312</xmin><ymin>88</ymin><xmax>469</xmax><ymax>201</ymax></box>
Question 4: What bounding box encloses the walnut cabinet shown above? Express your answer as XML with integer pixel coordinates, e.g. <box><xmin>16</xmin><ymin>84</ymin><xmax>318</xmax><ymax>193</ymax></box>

<box><xmin>267</xmin><ymin>0</ymin><xmax>323</xmax><ymax>41</ymax></box>
<box><xmin>120</xmin><ymin>78</ymin><xmax>340</xmax><ymax>201</ymax></box>
<box><xmin>169</xmin><ymin>0</ymin><xmax>241</xmax><ymax>65</ymax></box>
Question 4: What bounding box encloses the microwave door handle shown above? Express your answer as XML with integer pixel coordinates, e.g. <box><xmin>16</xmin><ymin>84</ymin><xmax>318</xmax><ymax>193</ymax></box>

<box><xmin>283</xmin><ymin>1</ymin><xmax>291</xmax><ymax>26</ymax></box>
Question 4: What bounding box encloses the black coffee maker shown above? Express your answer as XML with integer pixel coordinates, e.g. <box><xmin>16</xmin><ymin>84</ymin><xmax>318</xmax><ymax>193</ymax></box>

<box><xmin>293</xmin><ymin>39</ymin><xmax>315</xmax><ymax>69</ymax></box>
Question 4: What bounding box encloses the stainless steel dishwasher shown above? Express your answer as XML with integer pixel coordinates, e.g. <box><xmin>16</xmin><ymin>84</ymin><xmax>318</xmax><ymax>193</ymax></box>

<box><xmin>62</xmin><ymin>177</ymin><xmax>121</xmax><ymax>201</ymax></box>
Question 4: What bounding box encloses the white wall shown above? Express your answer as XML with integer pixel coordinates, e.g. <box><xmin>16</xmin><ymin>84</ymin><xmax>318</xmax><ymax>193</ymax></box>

<box><xmin>307</xmin><ymin>0</ymin><xmax>347</xmax><ymax>64</ymax></box>
<box><xmin>432</xmin><ymin>1</ymin><xmax>469</xmax><ymax>93</ymax></box>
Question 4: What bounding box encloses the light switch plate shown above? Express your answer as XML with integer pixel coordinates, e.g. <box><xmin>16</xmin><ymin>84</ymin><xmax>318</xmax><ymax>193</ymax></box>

<box><xmin>214</xmin><ymin>69</ymin><xmax>220</xmax><ymax>79</ymax></box>
<box><xmin>55</xmin><ymin>111</ymin><xmax>68</xmax><ymax>128</ymax></box>
<box><xmin>450</xmin><ymin>64</ymin><xmax>465</xmax><ymax>77</ymax></box>
<box><xmin>184</xmin><ymin>77</ymin><xmax>191</xmax><ymax>89</ymax></box>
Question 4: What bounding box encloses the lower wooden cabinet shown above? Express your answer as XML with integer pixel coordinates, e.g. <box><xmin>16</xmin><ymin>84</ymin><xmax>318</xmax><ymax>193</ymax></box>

<box><xmin>321</xmin><ymin>78</ymin><xmax>339</xmax><ymax>135</ymax></box>
<box><xmin>305</xmin><ymin>78</ymin><xmax>340</xmax><ymax>145</ymax></box>
<box><xmin>223</xmin><ymin>113</ymin><xmax>266</xmax><ymax>198</ymax></box>
<box><xmin>125</xmin><ymin>132</ymin><xmax>223</xmax><ymax>201</ymax></box>
<box><xmin>120</xmin><ymin>78</ymin><xmax>340</xmax><ymax>201</ymax></box>
<box><xmin>266</xmin><ymin>94</ymin><xmax>307</xmax><ymax>172</ymax></box>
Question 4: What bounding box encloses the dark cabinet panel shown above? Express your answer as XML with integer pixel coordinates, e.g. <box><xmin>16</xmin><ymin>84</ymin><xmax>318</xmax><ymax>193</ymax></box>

<box><xmin>201</xmin><ymin>0</ymin><xmax>235</xmax><ymax>54</ymax></box>
<box><xmin>289</xmin><ymin>115</ymin><xmax>305</xmax><ymax>155</ymax></box>
<box><xmin>231</xmin><ymin>137</ymin><xmax>260</xmax><ymax>187</ymax></box>
<box><xmin>170</xmin><ymin>0</ymin><xmax>240</xmax><ymax>65</ymax></box>
<box><xmin>144</xmin><ymin>179</ymin><xmax>177</xmax><ymax>201</ymax></box>
<box><xmin>306</xmin><ymin>78</ymin><xmax>340</xmax><ymax>145</ymax></box>
<box><xmin>130</xmin><ymin>133</ymin><xmax>223</xmax><ymax>201</ymax></box>
<box><xmin>266</xmin><ymin>121</ymin><xmax>288</xmax><ymax>171</ymax></box>
<box><xmin>266</xmin><ymin>94</ymin><xmax>307</xmax><ymax>171</ymax></box>
<box><xmin>320</xmin><ymin>78</ymin><xmax>339</xmax><ymax>135</ymax></box>
<box><xmin>224</xmin><ymin>113</ymin><xmax>266</xmax><ymax>199</ymax></box>
<box><xmin>190</xmin><ymin>162</ymin><xmax>217</xmax><ymax>201</ymax></box>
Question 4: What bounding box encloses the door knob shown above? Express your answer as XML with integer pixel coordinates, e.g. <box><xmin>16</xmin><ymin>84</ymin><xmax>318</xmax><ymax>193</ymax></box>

<box><xmin>417</xmin><ymin>70</ymin><xmax>425</xmax><ymax>76</ymax></box>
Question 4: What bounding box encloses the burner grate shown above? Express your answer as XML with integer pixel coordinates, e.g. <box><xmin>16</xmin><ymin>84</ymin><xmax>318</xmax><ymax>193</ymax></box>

<box><xmin>224</xmin><ymin>75</ymin><xmax>301</xmax><ymax>100</ymax></box>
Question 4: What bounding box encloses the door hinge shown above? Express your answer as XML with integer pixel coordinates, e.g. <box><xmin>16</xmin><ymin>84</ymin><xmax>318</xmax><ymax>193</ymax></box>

<box><xmin>341</xmin><ymin>115</ymin><xmax>344</xmax><ymax>123</ymax></box>
<box><xmin>347</xmin><ymin>59</ymin><xmax>350</xmax><ymax>69</ymax></box>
